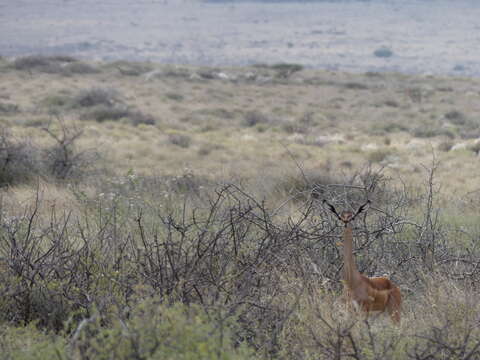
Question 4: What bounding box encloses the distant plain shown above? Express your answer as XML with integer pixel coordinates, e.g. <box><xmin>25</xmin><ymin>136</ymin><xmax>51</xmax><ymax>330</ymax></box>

<box><xmin>2</xmin><ymin>0</ymin><xmax>480</xmax><ymax>75</ymax></box>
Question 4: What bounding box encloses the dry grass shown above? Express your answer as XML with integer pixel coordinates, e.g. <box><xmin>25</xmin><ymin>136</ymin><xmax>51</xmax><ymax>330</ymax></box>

<box><xmin>0</xmin><ymin>181</ymin><xmax>83</xmax><ymax>219</ymax></box>
<box><xmin>1</xmin><ymin>58</ymin><xmax>480</xmax><ymax>193</ymax></box>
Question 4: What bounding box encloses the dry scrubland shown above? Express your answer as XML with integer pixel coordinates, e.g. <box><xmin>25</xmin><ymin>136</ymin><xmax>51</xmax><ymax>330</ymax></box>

<box><xmin>1</xmin><ymin>55</ymin><xmax>480</xmax><ymax>359</ymax></box>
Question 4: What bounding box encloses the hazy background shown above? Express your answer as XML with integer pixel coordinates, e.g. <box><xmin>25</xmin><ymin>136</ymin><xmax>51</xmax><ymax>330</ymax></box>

<box><xmin>1</xmin><ymin>0</ymin><xmax>480</xmax><ymax>76</ymax></box>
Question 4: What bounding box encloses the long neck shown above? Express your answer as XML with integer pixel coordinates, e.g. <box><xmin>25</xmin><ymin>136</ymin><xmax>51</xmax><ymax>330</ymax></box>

<box><xmin>343</xmin><ymin>223</ymin><xmax>359</xmax><ymax>287</ymax></box>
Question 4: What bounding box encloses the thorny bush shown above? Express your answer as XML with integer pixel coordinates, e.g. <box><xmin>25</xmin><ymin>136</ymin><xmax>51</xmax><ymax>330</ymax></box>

<box><xmin>1</xmin><ymin>165</ymin><xmax>480</xmax><ymax>358</ymax></box>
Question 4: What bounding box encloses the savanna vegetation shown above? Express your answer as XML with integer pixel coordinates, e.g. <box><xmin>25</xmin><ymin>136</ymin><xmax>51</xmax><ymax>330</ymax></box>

<box><xmin>1</xmin><ymin>55</ymin><xmax>480</xmax><ymax>359</ymax></box>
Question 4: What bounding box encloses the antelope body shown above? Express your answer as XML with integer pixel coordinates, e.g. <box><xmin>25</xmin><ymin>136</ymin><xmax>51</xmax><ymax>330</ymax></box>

<box><xmin>325</xmin><ymin>200</ymin><xmax>402</xmax><ymax>323</ymax></box>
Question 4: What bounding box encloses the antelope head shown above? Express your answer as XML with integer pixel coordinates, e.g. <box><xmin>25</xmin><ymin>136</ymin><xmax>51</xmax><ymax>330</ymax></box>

<box><xmin>323</xmin><ymin>200</ymin><xmax>371</xmax><ymax>226</ymax></box>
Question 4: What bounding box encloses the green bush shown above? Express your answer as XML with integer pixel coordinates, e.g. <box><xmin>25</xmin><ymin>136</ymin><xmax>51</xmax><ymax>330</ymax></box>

<box><xmin>70</xmin><ymin>301</ymin><xmax>254</xmax><ymax>360</ymax></box>
<box><xmin>0</xmin><ymin>302</ymin><xmax>254</xmax><ymax>360</ymax></box>
<box><xmin>0</xmin><ymin>325</ymin><xmax>66</xmax><ymax>360</ymax></box>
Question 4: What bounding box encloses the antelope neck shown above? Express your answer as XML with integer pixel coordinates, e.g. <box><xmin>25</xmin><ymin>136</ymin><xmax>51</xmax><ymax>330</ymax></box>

<box><xmin>343</xmin><ymin>222</ymin><xmax>359</xmax><ymax>287</ymax></box>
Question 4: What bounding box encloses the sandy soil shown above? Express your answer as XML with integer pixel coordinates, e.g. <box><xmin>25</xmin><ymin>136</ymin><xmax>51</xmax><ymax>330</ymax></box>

<box><xmin>1</xmin><ymin>0</ymin><xmax>480</xmax><ymax>76</ymax></box>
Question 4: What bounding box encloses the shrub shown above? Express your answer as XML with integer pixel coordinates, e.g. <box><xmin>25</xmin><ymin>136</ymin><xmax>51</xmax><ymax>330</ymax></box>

<box><xmin>438</xmin><ymin>140</ymin><xmax>454</xmax><ymax>152</ymax></box>
<box><xmin>70</xmin><ymin>301</ymin><xmax>254</xmax><ymax>360</ymax></box>
<box><xmin>273</xmin><ymin>169</ymin><xmax>344</xmax><ymax>200</ymax></box>
<box><xmin>370</xmin><ymin>121</ymin><xmax>409</xmax><ymax>135</ymax></box>
<box><xmin>243</xmin><ymin>111</ymin><xmax>273</xmax><ymax>127</ymax></box>
<box><xmin>299</xmin><ymin>111</ymin><xmax>322</xmax><ymax>127</ymax></box>
<box><xmin>42</xmin><ymin>122</ymin><xmax>99</xmax><ymax>180</ymax></box>
<box><xmin>412</xmin><ymin>124</ymin><xmax>454</xmax><ymax>139</ymax></box>
<box><xmin>41</xmin><ymin>94</ymin><xmax>70</xmax><ymax>109</ymax></box>
<box><xmin>198</xmin><ymin>107</ymin><xmax>236</xmax><ymax>120</ymax></box>
<box><xmin>162</xmin><ymin>66</ymin><xmax>191</xmax><ymax>78</ymax></box>
<box><xmin>165</xmin><ymin>92</ymin><xmax>184</xmax><ymax>101</ymax></box>
<box><xmin>80</xmin><ymin>104</ymin><xmax>130</xmax><ymax>122</ymax></box>
<box><xmin>168</xmin><ymin>133</ymin><xmax>191</xmax><ymax>148</ymax></box>
<box><xmin>374</xmin><ymin>47</ymin><xmax>394</xmax><ymax>58</ymax></box>
<box><xmin>0</xmin><ymin>102</ymin><xmax>19</xmax><ymax>114</ymax></box>
<box><xmin>13</xmin><ymin>55</ymin><xmax>57</xmax><ymax>71</ymax></box>
<box><xmin>0</xmin><ymin>60</ymin><xmax>8</xmax><ymax>73</ymax></box>
<box><xmin>71</xmin><ymin>88</ymin><xmax>120</xmax><ymax>108</ymax></box>
<box><xmin>365</xmin><ymin>71</ymin><xmax>383</xmax><ymax>77</ymax></box>
<box><xmin>270</xmin><ymin>63</ymin><xmax>304</xmax><ymax>78</ymax></box>
<box><xmin>459</xmin><ymin>126</ymin><xmax>480</xmax><ymax>139</ymax></box>
<box><xmin>282</xmin><ymin>121</ymin><xmax>305</xmax><ymax>134</ymax></box>
<box><xmin>0</xmin><ymin>122</ymin><xmax>98</xmax><ymax>185</ymax></box>
<box><xmin>24</xmin><ymin>118</ymin><xmax>50</xmax><ymax>128</ymax></box>
<box><xmin>0</xmin><ymin>325</ymin><xmax>66</xmax><ymax>360</ymax></box>
<box><xmin>467</xmin><ymin>142</ymin><xmax>480</xmax><ymax>154</ymax></box>
<box><xmin>445</xmin><ymin>110</ymin><xmax>466</xmax><ymax>125</ymax></box>
<box><xmin>405</xmin><ymin>87</ymin><xmax>424</xmax><ymax>103</ymax></box>
<box><xmin>43</xmin><ymin>88</ymin><xmax>155</xmax><ymax>126</ymax></box>
<box><xmin>281</xmin><ymin>112</ymin><xmax>322</xmax><ymax>134</ymax></box>
<box><xmin>0</xmin><ymin>303</ymin><xmax>253</xmax><ymax>360</ymax></box>
<box><xmin>384</xmin><ymin>99</ymin><xmax>400</xmax><ymax>108</ymax></box>
<box><xmin>197</xmin><ymin>69</ymin><xmax>217</xmax><ymax>79</ymax></box>
<box><xmin>343</xmin><ymin>81</ymin><xmax>369</xmax><ymax>90</ymax></box>
<box><xmin>47</xmin><ymin>55</ymin><xmax>77</xmax><ymax>62</ymax></box>
<box><xmin>129</xmin><ymin>111</ymin><xmax>156</xmax><ymax>126</ymax></box>
<box><xmin>367</xmin><ymin>148</ymin><xmax>393</xmax><ymax>163</ymax></box>
<box><xmin>2</xmin><ymin>163</ymin><xmax>480</xmax><ymax>359</ymax></box>
<box><xmin>0</xmin><ymin>128</ymin><xmax>41</xmax><ymax>186</ymax></box>
<box><xmin>89</xmin><ymin>108</ymin><xmax>151</xmax><ymax>126</ymax></box>
<box><xmin>12</xmin><ymin>55</ymin><xmax>80</xmax><ymax>75</ymax></box>
<box><xmin>111</xmin><ymin>60</ymin><xmax>154</xmax><ymax>76</ymax></box>
<box><xmin>64</xmin><ymin>61</ymin><xmax>99</xmax><ymax>74</ymax></box>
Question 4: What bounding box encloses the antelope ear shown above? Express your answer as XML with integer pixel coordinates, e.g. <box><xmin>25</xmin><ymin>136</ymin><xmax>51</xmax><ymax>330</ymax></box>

<box><xmin>355</xmin><ymin>200</ymin><xmax>371</xmax><ymax>215</ymax></box>
<box><xmin>322</xmin><ymin>199</ymin><xmax>341</xmax><ymax>220</ymax></box>
<box><xmin>322</xmin><ymin>199</ymin><xmax>335</xmax><ymax>212</ymax></box>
